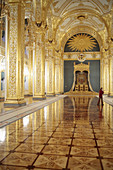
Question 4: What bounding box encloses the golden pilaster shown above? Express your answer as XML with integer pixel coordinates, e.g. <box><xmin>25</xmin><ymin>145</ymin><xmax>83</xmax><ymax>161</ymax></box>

<box><xmin>100</xmin><ymin>59</ymin><xmax>103</xmax><ymax>89</ymax></box>
<box><xmin>0</xmin><ymin>25</ymin><xmax>2</xmax><ymax>99</ymax></box>
<box><xmin>103</xmin><ymin>58</ymin><xmax>109</xmax><ymax>94</ymax></box>
<box><xmin>33</xmin><ymin>32</ymin><xmax>46</xmax><ymax>100</ymax></box>
<box><xmin>28</xmin><ymin>49</ymin><xmax>33</xmax><ymax>96</ymax></box>
<box><xmin>108</xmin><ymin>47</ymin><xmax>113</xmax><ymax>96</ymax></box>
<box><xmin>60</xmin><ymin>58</ymin><xmax>64</xmax><ymax>94</ymax></box>
<box><xmin>5</xmin><ymin>0</ymin><xmax>26</xmax><ymax>106</ymax></box>
<box><xmin>55</xmin><ymin>57</ymin><xmax>61</xmax><ymax>95</ymax></box>
<box><xmin>100</xmin><ymin>49</ymin><xmax>104</xmax><ymax>89</ymax></box>
<box><xmin>46</xmin><ymin>49</ymin><xmax>55</xmax><ymax>97</ymax></box>
<box><xmin>0</xmin><ymin>58</ymin><xmax>2</xmax><ymax>100</ymax></box>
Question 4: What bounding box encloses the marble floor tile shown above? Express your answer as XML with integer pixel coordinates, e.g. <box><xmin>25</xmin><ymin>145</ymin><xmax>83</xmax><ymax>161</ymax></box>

<box><xmin>99</xmin><ymin>148</ymin><xmax>113</xmax><ymax>158</ymax></box>
<box><xmin>0</xmin><ymin>165</ymin><xmax>27</xmax><ymax>170</ymax></box>
<box><xmin>72</xmin><ymin>138</ymin><xmax>96</xmax><ymax>146</ymax></box>
<box><xmin>97</xmin><ymin>139</ymin><xmax>113</xmax><ymax>147</ymax></box>
<box><xmin>42</xmin><ymin>145</ymin><xmax>69</xmax><ymax>155</ymax></box>
<box><xmin>75</xmin><ymin>128</ymin><xmax>93</xmax><ymax>132</ymax></box>
<box><xmin>76</xmin><ymin>124</ymin><xmax>92</xmax><ymax>128</ymax></box>
<box><xmin>102</xmin><ymin>158</ymin><xmax>113</xmax><ymax>170</ymax></box>
<box><xmin>15</xmin><ymin>143</ymin><xmax>44</xmax><ymax>153</ymax></box>
<box><xmin>56</xmin><ymin>127</ymin><xmax>74</xmax><ymax>132</ymax></box>
<box><xmin>2</xmin><ymin>135</ymin><xmax>28</xmax><ymax>143</ymax></box>
<box><xmin>95</xmin><ymin>133</ymin><xmax>113</xmax><ymax>139</ymax></box>
<box><xmin>53</xmin><ymin>131</ymin><xmax>73</xmax><ymax>137</ymax></box>
<box><xmin>34</xmin><ymin>154</ymin><xmax>67</xmax><ymax>169</ymax></box>
<box><xmin>48</xmin><ymin>137</ymin><xmax>71</xmax><ymax>145</ymax></box>
<box><xmin>36</xmin><ymin>128</ymin><xmax>54</xmax><ymax>132</ymax></box>
<box><xmin>70</xmin><ymin>146</ymin><xmax>98</xmax><ymax>157</ymax></box>
<box><xmin>32</xmin><ymin>131</ymin><xmax>53</xmax><ymax>137</ymax></box>
<box><xmin>25</xmin><ymin>136</ymin><xmax>49</xmax><ymax>144</ymax></box>
<box><xmin>68</xmin><ymin>157</ymin><xmax>101</xmax><ymax>170</ymax></box>
<box><xmin>0</xmin><ymin>151</ymin><xmax>9</xmax><ymax>161</ymax></box>
<box><xmin>1</xmin><ymin>152</ymin><xmax>37</xmax><ymax>166</ymax></box>
<box><xmin>74</xmin><ymin>132</ymin><xmax>94</xmax><ymax>138</ymax></box>
<box><xmin>94</xmin><ymin>129</ymin><xmax>113</xmax><ymax>134</ymax></box>
<box><xmin>0</xmin><ymin>143</ymin><xmax>20</xmax><ymax>151</ymax></box>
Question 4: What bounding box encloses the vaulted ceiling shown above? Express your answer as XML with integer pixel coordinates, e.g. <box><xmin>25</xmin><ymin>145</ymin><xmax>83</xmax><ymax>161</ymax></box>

<box><xmin>24</xmin><ymin>0</ymin><xmax>113</xmax><ymax>54</ymax></box>
<box><xmin>47</xmin><ymin>0</ymin><xmax>113</xmax><ymax>53</ymax></box>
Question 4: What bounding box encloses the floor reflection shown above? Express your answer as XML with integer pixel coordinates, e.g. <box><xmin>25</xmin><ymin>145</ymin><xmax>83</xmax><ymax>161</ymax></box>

<box><xmin>0</xmin><ymin>96</ymin><xmax>113</xmax><ymax>170</ymax></box>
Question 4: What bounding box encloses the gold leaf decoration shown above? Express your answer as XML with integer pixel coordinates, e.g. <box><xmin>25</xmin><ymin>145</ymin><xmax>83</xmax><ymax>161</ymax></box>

<box><xmin>67</xmin><ymin>34</ymin><xmax>97</xmax><ymax>52</ymax></box>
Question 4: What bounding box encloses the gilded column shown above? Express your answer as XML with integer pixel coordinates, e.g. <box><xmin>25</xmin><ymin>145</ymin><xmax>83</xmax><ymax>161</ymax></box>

<box><xmin>28</xmin><ymin>49</ymin><xmax>33</xmax><ymax>96</ymax></box>
<box><xmin>55</xmin><ymin>57</ymin><xmax>60</xmax><ymax>95</ymax></box>
<box><xmin>46</xmin><ymin>48</ymin><xmax>55</xmax><ymax>96</ymax></box>
<box><xmin>0</xmin><ymin>23</ymin><xmax>3</xmax><ymax>99</ymax></box>
<box><xmin>108</xmin><ymin>5</ymin><xmax>113</xmax><ymax>96</ymax></box>
<box><xmin>5</xmin><ymin>0</ymin><xmax>26</xmax><ymax>106</ymax></box>
<box><xmin>60</xmin><ymin>58</ymin><xmax>64</xmax><ymax>94</ymax></box>
<box><xmin>100</xmin><ymin>59</ymin><xmax>103</xmax><ymax>89</ymax></box>
<box><xmin>103</xmin><ymin>58</ymin><xmax>109</xmax><ymax>94</ymax></box>
<box><xmin>100</xmin><ymin>49</ymin><xmax>104</xmax><ymax>88</ymax></box>
<box><xmin>0</xmin><ymin>58</ymin><xmax>2</xmax><ymax>99</ymax></box>
<box><xmin>33</xmin><ymin>32</ymin><xmax>46</xmax><ymax>100</ymax></box>
<box><xmin>108</xmin><ymin>44</ymin><xmax>113</xmax><ymax>96</ymax></box>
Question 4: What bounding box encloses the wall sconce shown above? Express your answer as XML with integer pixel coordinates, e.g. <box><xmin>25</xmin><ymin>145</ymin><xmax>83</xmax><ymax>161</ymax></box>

<box><xmin>48</xmin><ymin>39</ymin><xmax>53</xmax><ymax>43</ymax></box>
<box><xmin>36</xmin><ymin>21</ymin><xmax>42</xmax><ymax>27</ymax></box>
<box><xmin>105</xmin><ymin>48</ymin><xmax>108</xmax><ymax>51</ymax></box>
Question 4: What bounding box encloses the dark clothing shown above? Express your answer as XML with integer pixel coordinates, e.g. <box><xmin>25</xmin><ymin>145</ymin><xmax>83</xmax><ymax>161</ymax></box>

<box><xmin>99</xmin><ymin>89</ymin><xmax>104</xmax><ymax>98</ymax></box>
<box><xmin>97</xmin><ymin>88</ymin><xmax>104</xmax><ymax>105</ymax></box>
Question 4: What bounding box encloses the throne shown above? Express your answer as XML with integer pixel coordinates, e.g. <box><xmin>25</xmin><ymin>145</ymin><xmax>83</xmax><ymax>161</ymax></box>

<box><xmin>71</xmin><ymin>62</ymin><xmax>93</xmax><ymax>92</ymax></box>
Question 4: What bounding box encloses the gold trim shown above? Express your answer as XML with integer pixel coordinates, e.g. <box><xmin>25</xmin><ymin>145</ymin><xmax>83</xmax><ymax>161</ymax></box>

<box><xmin>63</xmin><ymin>58</ymin><xmax>100</xmax><ymax>61</ymax></box>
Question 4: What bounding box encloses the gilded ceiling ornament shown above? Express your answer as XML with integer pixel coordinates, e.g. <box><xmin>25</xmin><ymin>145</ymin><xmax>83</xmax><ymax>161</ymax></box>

<box><xmin>67</xmin><ymin>34</ymin><xmax>97</xmax><ymax>52</ymax></box>
<box><xmin>77</xmin><ymin>53</ymin><xmax>86</xmax><ymax>62</ymax></box>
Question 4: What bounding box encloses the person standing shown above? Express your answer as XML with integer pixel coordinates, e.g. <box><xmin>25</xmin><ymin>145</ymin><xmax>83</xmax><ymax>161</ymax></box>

<box><xmin>97</xmin><ymin>87</ymin><xmax>104</xmax><ymax>106</ymax></box>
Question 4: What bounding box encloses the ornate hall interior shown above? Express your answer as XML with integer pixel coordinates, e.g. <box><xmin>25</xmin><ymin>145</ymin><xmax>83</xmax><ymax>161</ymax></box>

<box><xmin>0</xmin><ymin>0</ymin><xmax>113</xmax><ymax>169</ymax></box>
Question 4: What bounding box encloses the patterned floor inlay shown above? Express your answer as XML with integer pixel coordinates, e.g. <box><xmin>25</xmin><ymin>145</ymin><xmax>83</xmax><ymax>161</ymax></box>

<box><xmin>0</xmin><ymin>165</ymin><xmax>27</xmax><ymax>170</ymax></box>
<box><xmin>34</xmin><ymin>155</ymin><xmax>67</xmax><ymax>169</ymax></box>
<box><xmin>68</xmin><ymin>157</ymin><xmax>101</xmax><ymax>170</ymax></box>
<box><xmin>42</xmin><ymin>145</ymin><xmax>70</xmax><ymax>155</ymax></box>
<box><xmin>0</xmin><ymin>96</ymin><xmax>113</xmax><ymax>169</ymax></box>
<box><xmin>1</xmin><ymin>152</ymin><xmax>37</xmax><ymax>166</ymax></box>
<box><xmin>70</xmin><ymin>146</ymin><xmax>98</xmax><ymax>157</ymax></box>
<box><xmin>102</xmin><ymin>158</ymin><xmax>113</xmax><ymax>170</ymax></box>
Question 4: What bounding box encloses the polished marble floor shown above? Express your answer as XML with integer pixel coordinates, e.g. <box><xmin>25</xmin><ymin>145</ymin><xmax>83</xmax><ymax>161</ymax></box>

<box><xmin>0</xmin><ymin>97</ymin><xmax>36</xmax><ymax>114</ymax></box>
<box><xmin>0</xmin><ymin>96</ymin><xmax>113</xmax><ymax>170</ymax></box>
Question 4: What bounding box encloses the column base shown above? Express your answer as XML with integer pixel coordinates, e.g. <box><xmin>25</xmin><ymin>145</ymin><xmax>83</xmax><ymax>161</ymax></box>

<box><xmin>104</xmin><ymin>91</ymin><xmax>109</xmax><ymax>95</ymax></box>
<box><xmin>4</xmin><ymin>99</ymin><xmax>26</xmax><ymax>107</ymax></box>
<box><xmin>33</xmin><ymin>95</ymin><xmax>46</xmax><ymax>100</ymax></box>
<box><xmin>24</xmin><ymin>94</ymin><xmax>33</xmax><ymax>97</ymax></box>
<box><xmin>108</xmin><ymin>92</ymin><xmax>113</xmax><ymax>97</ymax></box>
<box><xmin>55</xmin><ymin>93</ymin><xmax>61</xmax><ymax>95</ymax></box>
<box><xmin>46</xmin><ymin>93</ymin><xmax>55</xmax><ymax>97</ymax></box>
<box><xmin>0</xmin><ymin>97</ymin><xmax>4</xmax><ymax>102</ymax></box>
